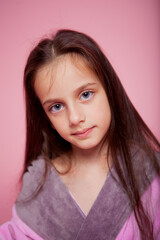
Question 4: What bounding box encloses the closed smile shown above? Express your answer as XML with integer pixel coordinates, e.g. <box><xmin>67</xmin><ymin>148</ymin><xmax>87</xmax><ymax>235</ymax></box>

<box><xmin>72</xmin><ymin>126</ymin><xmax>95</xmax><ymax>138</ymax></box>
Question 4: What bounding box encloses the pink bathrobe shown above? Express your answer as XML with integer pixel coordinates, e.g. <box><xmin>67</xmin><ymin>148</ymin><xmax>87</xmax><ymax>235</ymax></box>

<box><xmin>0</xmin><ymin>150</ymin><xmax>160</xmax><ymax>240</ymax></box>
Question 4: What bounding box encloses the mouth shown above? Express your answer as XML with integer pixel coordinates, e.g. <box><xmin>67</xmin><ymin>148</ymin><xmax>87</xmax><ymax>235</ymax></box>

<box><xmin>72</xmin><ymin>126</ymin><xmax>95</xmax><ymax>138</ymax></box>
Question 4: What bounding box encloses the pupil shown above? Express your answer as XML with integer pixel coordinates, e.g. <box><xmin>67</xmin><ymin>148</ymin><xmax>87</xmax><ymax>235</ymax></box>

<box><xmin>56</xmin><ymin>104</ymin><xmax>60</xmax><ymax>109</ymax></box>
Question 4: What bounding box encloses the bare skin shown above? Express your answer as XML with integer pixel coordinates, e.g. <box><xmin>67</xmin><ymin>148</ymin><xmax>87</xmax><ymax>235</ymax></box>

<box><xmin>35</xmin><ymin>54</ymin><xmax>111</xmax><ymax>215</ymax></box>
<box><xmin>53</xmin><ymin>144</ymin><xmax>110</xmax><ymax>215</ymax></box>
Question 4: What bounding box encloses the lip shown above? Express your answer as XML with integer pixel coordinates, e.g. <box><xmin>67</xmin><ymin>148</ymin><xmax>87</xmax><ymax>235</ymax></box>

<box><xmin>72</xmin><ymin>126</ymin><xmax>95</xmax><ymax>138</ymax></box>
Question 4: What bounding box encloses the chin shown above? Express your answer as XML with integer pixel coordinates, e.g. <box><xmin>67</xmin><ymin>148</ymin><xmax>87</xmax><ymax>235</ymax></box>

<box><xmin>74</xmin><ymin>142</ymin><xmax>101</xmax><ymax>151</ymax></box>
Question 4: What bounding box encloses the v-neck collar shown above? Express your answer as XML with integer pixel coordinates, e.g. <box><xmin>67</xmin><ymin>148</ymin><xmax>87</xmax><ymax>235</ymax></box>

<box><xmin>16</xmin><ymin>158</ymin><xmax>132</xmax><ymax>240</ymax></box>
<box><xmin>51</xmin><ymin>163</ymin><xmax>111</xmax><ymax>218</ymax></box>
<box><xmin>16</xmin><ymin>151</ymin><xmax>160</xmax><ymax>240</ymax></box>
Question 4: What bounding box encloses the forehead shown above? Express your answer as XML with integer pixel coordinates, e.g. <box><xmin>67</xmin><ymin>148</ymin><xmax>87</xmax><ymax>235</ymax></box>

<box><xmin>34</xmin><ymin>54</ymin><xmax>99</xmax><ymax>99</ymax></box>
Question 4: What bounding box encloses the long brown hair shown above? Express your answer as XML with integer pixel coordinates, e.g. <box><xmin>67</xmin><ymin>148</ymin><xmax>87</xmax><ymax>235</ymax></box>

<box><xmin>23</xmin><ymin>29</ymin><xmax>160</xmax><ymax>239</ymax></box>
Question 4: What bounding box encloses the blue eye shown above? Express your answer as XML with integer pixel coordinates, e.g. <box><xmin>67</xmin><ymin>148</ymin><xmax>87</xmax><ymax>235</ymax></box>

<box><xmin>80</xmin><ymin>91</ymin><xmax>93</xmax><ymax>101</ymax></box>
<box><xmin>50</xmin><ymin>103</ymin><xmax>64</xmax><ymax>113</ymax></box>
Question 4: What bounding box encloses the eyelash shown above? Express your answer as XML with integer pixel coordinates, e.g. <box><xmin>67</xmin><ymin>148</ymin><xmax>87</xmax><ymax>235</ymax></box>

<box><xmin>49</xmin><ymin>103</ymin><xmax>64</xmax><ymax>113</ymax></box>
<box><xmin>80</xmin><ymin>90</ymin><xmax>94</xmax><ymax>101</ymax></box>
<box><xmin>49</xmin><ymin>90</ymin><xmax>94</xmax><ymax>114</ymax></box>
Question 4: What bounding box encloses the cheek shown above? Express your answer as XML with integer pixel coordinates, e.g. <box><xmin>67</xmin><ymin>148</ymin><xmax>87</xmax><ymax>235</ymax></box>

<box><xmin>96</xmin><ymin>109</ymin><xmax>111</xmax><ymax>127</ymax></box>
<box><xmin>51</xmin><ymin>119</ymin><xmax>68</xmax><ymax>136</ymax></box>
<box><xmin>89</xmin><ymin>97</ymin><xmax>111</xmax><ymax>123</ymax></box>
<box><xmin>103</xmin><ymin>104</ymin><xmax>111</xmax><ymax>125</ymax></box>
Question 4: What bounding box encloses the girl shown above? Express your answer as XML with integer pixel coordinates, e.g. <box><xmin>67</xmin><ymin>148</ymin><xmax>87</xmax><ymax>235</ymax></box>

<box><xmin>0</xmin><ymin>29</ymin><xmax>160</xmax><ymax>240</ymax></box>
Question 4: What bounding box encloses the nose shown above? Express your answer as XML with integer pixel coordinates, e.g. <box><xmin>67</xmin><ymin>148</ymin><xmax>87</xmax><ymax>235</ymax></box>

<box><xmin>68</xmin><ymin>104</ymin><xmax>85</xmax><ymax>126</ymax></box>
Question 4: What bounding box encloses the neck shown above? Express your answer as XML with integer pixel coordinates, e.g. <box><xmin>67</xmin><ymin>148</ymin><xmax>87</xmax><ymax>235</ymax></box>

<box><xmin>70</xmin><ymin>142</ymin><xmax>109</xmax><ymax>168</ymax></box>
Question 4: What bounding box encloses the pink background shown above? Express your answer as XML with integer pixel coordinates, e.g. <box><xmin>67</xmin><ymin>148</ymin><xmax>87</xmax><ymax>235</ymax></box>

<box><xmin>0</xmin><ymin>0</ymin><xmax>159</xmax><ymax>223</ymax></box>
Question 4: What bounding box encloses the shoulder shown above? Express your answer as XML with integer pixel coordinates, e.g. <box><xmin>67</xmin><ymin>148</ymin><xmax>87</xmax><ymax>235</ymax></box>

<box><xmin>131</xmin><ymin>146</ymin><xmax>160</xmax><ymax>190</ymax></box>
<box><xmin>0</xmin><ymin>206</ymin><xmax>44</xmax><ymax>240</ymax></box>
<box><xmin>17</xmin><ymin>157</ymin><xmax>47</xmax><ymax>202</ymax></box>
<box><xmin>131</xmin><ymin>145</ymin><xmax>160</xmax><ymax>172</ymax></box>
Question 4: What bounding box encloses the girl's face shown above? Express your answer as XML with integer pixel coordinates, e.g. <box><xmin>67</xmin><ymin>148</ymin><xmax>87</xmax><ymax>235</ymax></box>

<box><xmin>34</xmin><ymin>55</ymin><xmax>111</xmax><ymax>152</ymax></box>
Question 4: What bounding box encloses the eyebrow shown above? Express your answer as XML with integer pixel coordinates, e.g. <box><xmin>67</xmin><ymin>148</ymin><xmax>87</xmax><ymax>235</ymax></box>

<box><xmin>43</xmin><ymin>82</ymin><xmax>97</xmax><ymax>106</ymax></box>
